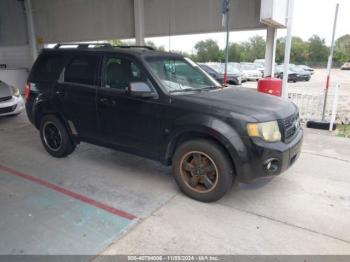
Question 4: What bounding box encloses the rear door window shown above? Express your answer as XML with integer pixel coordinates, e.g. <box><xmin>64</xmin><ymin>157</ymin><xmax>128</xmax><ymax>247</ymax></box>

<box><xmin>30</xmin><ymin>54</ymin><xmax>65</xmax><ymax>82</ymax></box>
<box><xmin>64</xmin><ymin>55</ymin><xmax>99</xmax><ymax>85</ymax></box>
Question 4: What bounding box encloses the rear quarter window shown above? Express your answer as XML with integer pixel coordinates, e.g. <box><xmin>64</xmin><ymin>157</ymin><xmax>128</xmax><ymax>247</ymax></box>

<box><xmin>30</xmin><ymin>53</ymin><xmax>65</xmax><ymax>82</ymax></box>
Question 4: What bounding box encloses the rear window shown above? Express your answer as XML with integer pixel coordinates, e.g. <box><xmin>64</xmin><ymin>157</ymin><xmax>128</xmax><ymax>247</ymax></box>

<box><xmin>64</xmin><ymin>55</ymin><xmax>98</xmax><ymax>85</ymax></box>
<box><xmin>30</xmin><ymin>54</ymin><xmax>65</xmax><ymax>82</ymax></box>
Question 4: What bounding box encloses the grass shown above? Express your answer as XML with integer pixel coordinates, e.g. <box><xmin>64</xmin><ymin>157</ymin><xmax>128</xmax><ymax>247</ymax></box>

<box><xmin>337</xmin><ymin>124</ymin><xmax>350</xmax><ymax>138</ymax></box>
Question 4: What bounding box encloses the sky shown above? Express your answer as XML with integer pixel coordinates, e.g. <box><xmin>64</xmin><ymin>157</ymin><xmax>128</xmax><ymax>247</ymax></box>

<box><xmin>144</xmin><ymin>0</ymin><xmax>350</xmax><ymax>54</ymax></box>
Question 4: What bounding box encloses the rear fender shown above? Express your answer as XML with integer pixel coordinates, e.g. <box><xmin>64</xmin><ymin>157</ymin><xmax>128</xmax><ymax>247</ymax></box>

<box><xmin>31</xmin><ymin>94</ymin><xmax>78</xmax><ymax>142</ymax></box>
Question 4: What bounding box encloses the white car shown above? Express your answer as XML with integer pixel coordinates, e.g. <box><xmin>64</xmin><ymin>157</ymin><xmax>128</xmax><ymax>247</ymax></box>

<box><xmin>0</xmin><ymin>80</ymin><xmax>24</xmax><ymax>116</ymax></box>
<box><xmin>341</xmin><ymin>62</ymin><xmax>350</xmax><ymax>70</ymax></box>
<box><xmin>240</xmin><ymin>63</ymin><xmax>263</xmax><ymax>81</ymax></box>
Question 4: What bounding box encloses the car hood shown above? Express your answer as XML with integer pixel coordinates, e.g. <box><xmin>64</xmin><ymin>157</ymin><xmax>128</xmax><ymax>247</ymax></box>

<box><xmin>173</xmin><ymin>87</ymin><xmax>297</xmax><ymax>122</ymax></box>
<box><xmin>0</xmin><ymin>81</ymin><xmax>12</xmax><ymax>98</ymax></box>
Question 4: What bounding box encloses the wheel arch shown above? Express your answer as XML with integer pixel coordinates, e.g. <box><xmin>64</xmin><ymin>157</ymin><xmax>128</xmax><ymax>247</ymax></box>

<box><xmin>164</xmin><ymin>122</ymin><xmax>249</xmax><ymax>177</ymax></box>
<box><xmin>33</xmin><ymin>100</ymin><xmax>77</xmax><ymax>143</ymax></box>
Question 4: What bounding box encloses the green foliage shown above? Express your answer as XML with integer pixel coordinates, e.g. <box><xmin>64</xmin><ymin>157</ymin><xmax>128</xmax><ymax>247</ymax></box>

<box><xmin>307</xmin><ymin>35</ymin><xmax>329</xmax><ymax>65</ymax></box>
<box><xmin>193</xmin><ymin>39</ymin><xmax>224</xmax><ymax>62</ymax></box>
<box><xmin>334</xmin><ymin>34</ymin><xmax>350</xmax><ymax>63</ymax></box>
<box><xmin>111</xmin><ymin>34</ymin><xmax>350</xmax><ymax>67</ymax></box>
<box><xmin>190</xmin><ymin>34</ymin><xmax>350</xmax><ymax>67</ymax></box>
<box><xmin>109</xmin><ymin>39</ymin><xmax>124</xmax><ymax>46</ymax></box>
<box><xmin>145</xmin><ymin>40</ymin><xmax>165</xmax><ymax>51</ymax></box>
<box><xmin>109</xmin><ymin>39</ymin><xmax>165</xmax><ymax>51</ymax></box>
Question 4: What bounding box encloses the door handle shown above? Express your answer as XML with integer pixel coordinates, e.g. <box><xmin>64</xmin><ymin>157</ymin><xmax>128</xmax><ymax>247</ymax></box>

<box><xmin>99</xmin><ymin>98</ymin><xmax>109</xmax><ymax>104</ymax></box>
<box><xmin>56</xmin><ymin>89</ymin><xmax>65</xmax><ymax>96</ymax></box>
<box><xmin>99</xmin><ymin>97</ymin><xmax>116</xmax><ymax>106</ymax></box>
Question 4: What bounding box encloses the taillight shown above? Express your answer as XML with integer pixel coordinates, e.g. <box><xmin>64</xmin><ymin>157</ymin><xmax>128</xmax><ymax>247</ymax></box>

<box><xmin>25</xmin><ymin>82</ymin><xmax>30</xmax><ymax>101</ymax></box>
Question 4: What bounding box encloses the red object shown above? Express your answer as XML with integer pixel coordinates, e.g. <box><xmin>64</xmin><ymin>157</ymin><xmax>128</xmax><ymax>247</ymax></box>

<box><xmin>0</xmin><ymin>164</ymin><xmax>137</xmax><ymax>220</ymax></box>
<box><xmin>223</xmin><ymin>72</ymin><xmax>228</xmax><ymax>86</ymax></box>
<box><xmin>326</xmin><ymin>75</ymin><xmax>330</xmax><ymax>90</ymax></box>
<box><xmin>257</xmin><ymin>77</ymin><xmax>282</xmax><ymax>97</ymax></box>
<box><xmin>25</xmin><ymin>82</ymin><xmax>31</xmax><ymax>101</ymax></box>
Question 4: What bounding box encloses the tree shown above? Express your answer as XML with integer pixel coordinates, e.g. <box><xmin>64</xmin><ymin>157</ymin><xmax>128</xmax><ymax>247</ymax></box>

<box><xmin>275</xmin><ymin>37</ymin><xmax>285</xmax><ymax>63</ymax></box>
<box><xmin>193</xmin><ymin>39</ymin><xmax>223</xmax><ymax>62</ymax></box>
<box><xmin>228</xmin><ymin>43</ymin><xmax>244</xmax><ymax>62</ymax></box>
<box><xmin>334</xmin><ymin>34</ymin><xmax>350</xmax><ymax>63</ymax></box>
<box><xmin>308</xmin><ymin>35</ymin><xmax>329</xmax><ymax>65</ymax></box>
<box><xmin>145</xmin><ymin>40</ymin><xmax>165</xmax><ymax>51</ymax></box>
<box><xmin>290</xmin><ymin>37</ymin><xmax>309</xmax><ymax>64</ymax></box>
<box><xmin>245</xmin><ymin>35</ymin><xmax>266</xmax><ymax>61</ymax></box>
<box><xmin>109</xmin><ymin>39</ymin><xmax>123</xmax><ymax>46</ymax></box>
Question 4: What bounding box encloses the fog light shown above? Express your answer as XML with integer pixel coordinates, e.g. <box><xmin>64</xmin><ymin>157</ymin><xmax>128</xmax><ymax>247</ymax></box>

<box><xmin>264</xmin><ymin>158</ymin><xmax>279</xmax><ymax>173</ymax></box>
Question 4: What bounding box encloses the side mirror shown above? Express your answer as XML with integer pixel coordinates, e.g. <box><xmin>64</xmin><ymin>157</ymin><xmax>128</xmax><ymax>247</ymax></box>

<box><xmin>128</xmin><ymin>82</ymin><xmax>157</xmax><ymax>99</ymax></box>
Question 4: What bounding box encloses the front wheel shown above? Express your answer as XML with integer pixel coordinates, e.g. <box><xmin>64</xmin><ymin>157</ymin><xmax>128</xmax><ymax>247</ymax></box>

<box><xmin>172</xmin><ymin>139</ymin><xmax>234</xmax><ymax>202</ymax></box>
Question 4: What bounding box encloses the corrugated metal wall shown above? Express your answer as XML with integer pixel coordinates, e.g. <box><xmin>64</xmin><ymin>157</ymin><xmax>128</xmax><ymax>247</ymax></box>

<box><xmin>0</xmin><ymin>0</ymin><xmax>28</xmax><ymax>46</ymax></box>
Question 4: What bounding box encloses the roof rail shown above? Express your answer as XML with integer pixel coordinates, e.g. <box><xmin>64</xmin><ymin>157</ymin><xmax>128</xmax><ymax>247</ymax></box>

<box><xmin>53</xmin><ymin>43</ymin><xmax>112</xmax><ymax>49</ymax></box>
<box><xmin>115</xmin><ymin>45</ymin><xmax>155</xmax><ymax>50</ymax></box>
<box><xmin>52</xmin><ymin>43</ymin><xmax>156</xmax><ymax>51</ymax></box>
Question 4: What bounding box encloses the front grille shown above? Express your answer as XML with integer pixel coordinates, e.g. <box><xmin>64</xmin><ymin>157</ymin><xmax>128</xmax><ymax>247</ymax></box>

<box><xmin>0</xmin><ymin>104</ymin><xmax>16</xmax><ymax>114</ymax></box>
<box><xmin>0</xmin><ymin>96</ymin><xmax>12</xmax><ymax>102</ymax></box>
<box><xmin>278</xmin><ymin>113</ymin><xmax>300</xmax><ymax>143</ymax></box>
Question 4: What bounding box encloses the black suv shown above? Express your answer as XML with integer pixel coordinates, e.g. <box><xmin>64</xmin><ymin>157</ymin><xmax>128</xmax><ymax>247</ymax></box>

<box><xmin>25</xmin><ymin>44</ymin><xmax>303</xmax><ymax>202</ymax></box>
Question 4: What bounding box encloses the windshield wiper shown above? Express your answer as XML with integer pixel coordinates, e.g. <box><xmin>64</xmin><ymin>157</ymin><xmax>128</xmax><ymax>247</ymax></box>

<box><xmin>169</xmin><ymin>88</ymin><xmax>202</xmax><ymax>93</ymax></box>
<box><xmin>169</xmin><ymin>86</ymin><xmax>221</xmax><ymax>94</ymax></box>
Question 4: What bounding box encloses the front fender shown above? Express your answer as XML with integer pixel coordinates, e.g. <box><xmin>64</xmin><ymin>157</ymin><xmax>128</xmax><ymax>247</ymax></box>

<box><xmin>164</xmin><ymin>114</ymin><xmax>249</xmax><ymax>171</ymax></box>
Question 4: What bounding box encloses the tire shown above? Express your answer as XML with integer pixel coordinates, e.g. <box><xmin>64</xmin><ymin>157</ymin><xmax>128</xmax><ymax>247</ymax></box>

<box><xmin>39</xmin><ymin>114</ymin><xmax>75</xmax><ymax>157</ymax></box>
<box><xmin>172</xmin><ymin>139</ymin><xmax>234</xmax><ymax>202</ymax></box>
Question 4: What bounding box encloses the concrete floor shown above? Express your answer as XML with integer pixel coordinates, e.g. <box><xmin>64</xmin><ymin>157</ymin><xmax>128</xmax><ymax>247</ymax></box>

<box><xmin>1</xmin><ymin>112</ymin><xmax>350</xmax><ymax>255</ymax></box>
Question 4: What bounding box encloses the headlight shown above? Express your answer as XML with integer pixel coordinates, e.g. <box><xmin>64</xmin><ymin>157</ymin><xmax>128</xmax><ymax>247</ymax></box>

<box><xmin>10</xmin><ymin>86</ymin><xmax>20</xmax><ymax>97</ymax></box>
<box><xmin>247</xmin><ymin>121</ymin><xmax>281</xmax><ymax>142</ymax></box>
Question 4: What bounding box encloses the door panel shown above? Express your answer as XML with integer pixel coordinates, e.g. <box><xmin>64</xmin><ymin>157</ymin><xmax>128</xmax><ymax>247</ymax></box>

<box><xmin>56</xmin><ymin>54</ymin><xmax>100</xmax><ymax>139</ymax></box>
<box><xmin>56</xmin><ymin>82</ymin><xmax>97</xmax><ymax>139</ymax></box>
<box><xmin>97</xmin><ymin>55</ymin><xmax>163</xmax><ymax>158</ymax></box>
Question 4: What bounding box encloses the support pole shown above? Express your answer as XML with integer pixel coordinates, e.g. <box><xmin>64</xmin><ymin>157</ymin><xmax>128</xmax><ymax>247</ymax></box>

<box><xmin>134</xmin><ymin>0</ymin><xmax>145</xmax><ymax>45</ymax></box>
<box><xmin>264</xmin><ymin>26</ymin><xmax>277</xmax><ymax>77</ymax></box>
<box><xmin>24</xmin><ymin>0</ymin><xmax>38</xmax><ymax>64</ymax></box>
<box><xmin>282</xmin><ymin>0</ymin><xmax>294</xmax><ymax>98</ymax></box>
<box><xmin>222</xmin><ymin>0</ymin><xmax>230</xmax><ymax>86</ymax></box>
<box><xmin>329</xmin><ymin>83</ymin><xmax>339</xmax><ymax>131</ymax></box>
<box><xmin>321</xmin><ymin>3</ymin><xmax>339</xmax><ymax>121</ymax></box>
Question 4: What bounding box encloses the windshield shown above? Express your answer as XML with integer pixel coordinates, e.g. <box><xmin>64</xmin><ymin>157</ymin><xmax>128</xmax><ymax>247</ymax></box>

<box><xmin>145</xmin><ymin>57</ymin><xmax>220</xmax><ymax>93</ymax></box>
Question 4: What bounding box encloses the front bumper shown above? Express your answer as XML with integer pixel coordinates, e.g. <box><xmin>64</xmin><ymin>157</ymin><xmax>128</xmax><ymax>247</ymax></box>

<box><xmin>0</xmin><ymin>96</ymin><xmax>24</xmax><ymax>116</ymax></box>
<box><xmin>236</xmin><ymin>128</ymin><xmax>303</xmax><ymax>182</ymax></box>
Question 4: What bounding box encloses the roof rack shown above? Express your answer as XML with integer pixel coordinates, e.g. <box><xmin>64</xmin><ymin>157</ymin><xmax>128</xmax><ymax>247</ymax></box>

<box><xmin>115</xmin><ymin>45</ymin><xmax>155</xmax><ymax>50</ymax></box>
<box><xmin>53</xmin><ymin>43</ymin><xmax>112</xmax><ymax>49</ymax></box>
<box><xmin>52</xmin><ymin>43</ymin><xmax>155</xmax><ymax>51</ymax></box>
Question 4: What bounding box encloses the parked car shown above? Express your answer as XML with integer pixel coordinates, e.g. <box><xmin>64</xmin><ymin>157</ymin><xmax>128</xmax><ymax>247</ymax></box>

<box><xmin>297</xmin><ymin>65</ymin><xmax>314</xmax><ymax>74</ymax></box>
<box><xmin>0</xmin><ymin>80</ymin><xmax>24</xmax><ymax>116</ymax></box>
<box><xmin>240</xmin><ymin>63</ymin><xmax>263</xmax><ymax>81</ymax></box>
<box><xmin>274</xmin><ymin>65</ymin><xmax>298</xmax><ymax>82</ymax></box>
<box><xmin>199</xmin><ymin>63</ymin><xmax>241</xmax><ymax>85</ymax></box>
<box><xmin>253</xmin><ymin>59</ymin><xmax>265</xmax><ymax>74</ymax></box>
<box><xmin>289</xmin><ymin>65</ymin><xmax>311</xmax><ymax>81</ymax></box>
<box><xmin>26</xmin><ymin>44</ymin><xmax>303</xmax><ymax>202</ymax></box>
<box><xmin>341</xmin><ymin>62</ymin><xmax>350</xmax><ymax>70</ymax></box>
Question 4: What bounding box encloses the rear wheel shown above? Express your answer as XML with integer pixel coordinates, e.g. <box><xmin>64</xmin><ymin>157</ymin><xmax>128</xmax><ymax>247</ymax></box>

<box><xmin>40</xmin><ymin>115</ymin><xmax>75</xmax><ymax>157</ymax></box>
<box><xmin>172</xmin><ymin>139</ymin><xmax>234</xmax><ymax>202</ymax></box>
